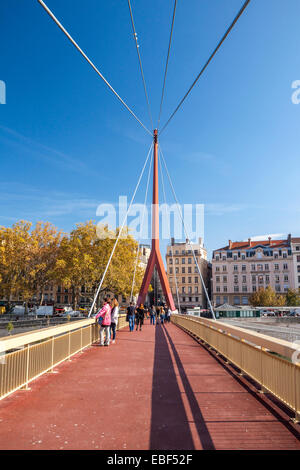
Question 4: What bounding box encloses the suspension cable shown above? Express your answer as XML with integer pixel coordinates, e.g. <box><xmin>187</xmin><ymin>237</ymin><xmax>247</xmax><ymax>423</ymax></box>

<box><xmin>127</xmin><ymin>0</ymin><xmax>153</xmax><ymax>130</ymax></box>
<box><xmin>38</xmin><ymin>0</ymin><xmax>152</xmax><ymax>136</ymax></box>
<box><xmin>158</xmin><ymin>148</ymin><xmax>181</xmax><ymax>313</ymax></box>
<box><xmin>88</xmin><ymin>143</ymin><xmax>153</xmax><ymax>316</ymax></box>
<box><xmin>157</xmin><ymin>0</ymin><xmax>177</xmax><ymax>131</ymax></box>
<box><xmin>130</xmin><ymin>149</ymin><xmax>153</xmax><ymax>302</ymax></box>
<box><xmin>159</xmin><ymin>145</ymin><xmax>216</xmax><ymax>319</ymax></box>
<box><xmin>159</xmin><ymin>0</ymin><xmax>251</xmax><ymax>134</ymax></box>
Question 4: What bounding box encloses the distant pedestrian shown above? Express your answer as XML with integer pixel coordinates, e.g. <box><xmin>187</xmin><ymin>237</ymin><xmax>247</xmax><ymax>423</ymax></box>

<box><xmin>126</xmin><ymin>302</ymin><xmax>136</xmax><ymax>332</ymax></box>
<box><xmin>159</xmin><ymin>306</ymin><xmax>165</xmax><ymax>324</ymax></box>
<box><xmin>149</xmin><ymin>306</ymin><xmax>155</xmax><ymax>325</ymax></box>
<box><xmin>110</xmin><ymin>297</ymin><xmax>119</xmax><ymax>344</ymax></box>
<box><xmin>135</xmin><ymin>304</ymin><xmax>145</xmax><ymax>331</ymax></box>
<box><xmin>166</xmin><ymin>308</ymin><xmax>171</xmax><ymax>323</ymax></box>
<box><xmin>95</xmin><ymin>297</ymin><xmax>111</xmax><ymax>346</ymax></box>
<box><xmin>155</xmin><ymin>306</ymin><xmax>160</xmax><ymax>325</ymax></box>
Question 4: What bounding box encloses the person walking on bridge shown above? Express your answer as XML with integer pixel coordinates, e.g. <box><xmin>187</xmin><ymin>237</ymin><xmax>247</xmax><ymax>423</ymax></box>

<box><xmin>110</xmin><ymin>297</ymin><xmax>119</xmax><ymax>344</ymax></box>
<box><xmin>126</xmin><ymin>302</ymin><xmax>135</xmax><ymax>332</ymax></box>
<box><xmin>149</xmin><ymin>306</ymin><xmax>155</xmax><ymax>325</ymax></box>
<box><xmin>95</xmin><ymin>297</ymin><xmax>111</xmax><ymax>346</ymax></box>
<box><xmin>135</xmin><ymin>304</ymin><xmax>145</xmax><ymax>331</ymax></box>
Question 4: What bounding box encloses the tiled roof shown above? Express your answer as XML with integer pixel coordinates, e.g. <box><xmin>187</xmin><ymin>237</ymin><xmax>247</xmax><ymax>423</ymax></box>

<box><xmin>215</xmin><ymin>239</ymin><xmax>289</xmax><ymax>252</ymax></box>
<box><xmin>291</xmin><ymin>237</ymin><xmax>300</xmax><ymax>243</ymax></box>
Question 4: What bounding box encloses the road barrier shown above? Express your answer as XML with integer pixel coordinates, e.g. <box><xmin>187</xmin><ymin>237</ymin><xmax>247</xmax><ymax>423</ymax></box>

<box><xmin>171</xmin><ymin>314</ymin><xmax>300</xmax><ymax>423</ymax></box>
<box><xmin>0</xmin><ymin>315</ymin><xmax>127</xmax><ymax>401</ymax></box>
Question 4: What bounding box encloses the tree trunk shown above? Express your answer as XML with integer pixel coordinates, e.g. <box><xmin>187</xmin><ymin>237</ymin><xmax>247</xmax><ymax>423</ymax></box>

<box><xmin>40</xmin><ymin>291</ymin><xmax>44</xmax><ymax>306</ymax></box>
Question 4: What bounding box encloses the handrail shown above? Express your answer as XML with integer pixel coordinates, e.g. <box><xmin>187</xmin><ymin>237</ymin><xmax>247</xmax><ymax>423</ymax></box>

<box><xmin>186</xmin><ymin>315</ymin><xmax>299</xmax><ymax>360</ymax></box>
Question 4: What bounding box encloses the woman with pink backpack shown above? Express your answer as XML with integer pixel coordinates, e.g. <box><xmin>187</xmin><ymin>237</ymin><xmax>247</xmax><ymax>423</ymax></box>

<box><xmin>95</xmin><ymin>297</ymin><xmax>112</xmax><ymax>346</ymax></box>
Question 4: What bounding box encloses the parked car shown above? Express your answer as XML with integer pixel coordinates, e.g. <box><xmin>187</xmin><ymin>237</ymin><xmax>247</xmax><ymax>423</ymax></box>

<box><xmin>62</xmin><ymin>310</ymin><xmax>81</xmax><ymax>317</ymax></box>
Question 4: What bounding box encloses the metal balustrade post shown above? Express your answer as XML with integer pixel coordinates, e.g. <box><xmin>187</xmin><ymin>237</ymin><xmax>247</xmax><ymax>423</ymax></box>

<box><xmin>68</xmin><ymin>331</ymin><xmax>71</xmax><ymax>361</ymax></box>
<box><xmin>21</xmin><ymin>344</ymin><xmax>31</xmax><ymax>391</ymax></box>
<box><xmin>293</xmin><ymin>365</ymin><xmax>299</xmax><ymax>423</ymax></box>
<box><xmin>258</xmin><ymin>346</ymin><xmax>268</xmax><ymax>394</ymax></box>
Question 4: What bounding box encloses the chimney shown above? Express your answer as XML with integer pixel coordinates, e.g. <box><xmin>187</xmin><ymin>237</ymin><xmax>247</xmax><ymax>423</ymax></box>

<box><xmin>228</xmin><ymin>240</ymin><xmax>232</xmax><ymax>249</ymax></box>
<box><xmin>171</xmin><ymin>237</ymin><xmax>175</xmax><ymax>246</ymax></box>
<box><xmin>186</xmin><ymin>238</ymin><xmax>189</xmax><ymax>244</ymax></box>
<box><xmin>287</xmin><ymin>233</ymin><xmax>291</xmax><ymax>243</ymax></box>
<box><xmin>268</xmin><ymin>236</ymin><xmax>272</xmax><ymax>245</ymax></box>
<box><xmin>248</xmin><ymin>238</ymin><xmax>251</xmax><ymax>247</ymax></box>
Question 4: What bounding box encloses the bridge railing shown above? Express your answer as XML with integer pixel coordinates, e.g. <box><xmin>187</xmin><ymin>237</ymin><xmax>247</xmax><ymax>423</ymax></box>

<box><xmin>171</xmin><ymin>314</ymin><xmax>300</xmax><ymax>423</ymax></box>
<box><xmin>0</xmin><ymin>315</ymin><xmax>127</xmax><ymax>401</ymax></box>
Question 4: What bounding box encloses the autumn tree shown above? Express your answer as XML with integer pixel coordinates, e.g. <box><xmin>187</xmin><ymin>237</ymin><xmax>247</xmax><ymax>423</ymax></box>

<box><xmin>286</xmin><ymin>288</ymin><xmax>300</xmax><ymax>306</ymax></box>
<box><xmin>53</xmin><ymin>222</ymin><xmax>144</xmax><ymax>311</ymax></box>
<box><xmin>249</xmin><ymin>286</ymin><xmax>286</xmax><ymax>307</ymax></box>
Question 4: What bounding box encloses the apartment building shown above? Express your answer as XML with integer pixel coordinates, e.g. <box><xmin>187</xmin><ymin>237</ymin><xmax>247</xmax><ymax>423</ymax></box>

<box><xmin>212</xmin><ymin>235</ymin><xmax>296</xmax><ymax>306</ymax></box>
<box><xmin>166</xmin><ymin>238</ymin><xmax>209</xmax><ymax>310</ymax></box>
<box><xmin>291</xmin><ymin>237</ymin><xmax>300</xmax><ymax>291</ymax></box>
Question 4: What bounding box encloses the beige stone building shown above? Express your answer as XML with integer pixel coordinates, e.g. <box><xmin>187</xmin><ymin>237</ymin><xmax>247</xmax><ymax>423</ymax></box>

<box><xmin>212</xmin><ymin>235</ymin><xmax>297</xmax><ymax>307</ymax></box>
<box><xmin>166</xmin><ymin>238</ymin><xmax>209</xmax><ymax>311</ymax></box>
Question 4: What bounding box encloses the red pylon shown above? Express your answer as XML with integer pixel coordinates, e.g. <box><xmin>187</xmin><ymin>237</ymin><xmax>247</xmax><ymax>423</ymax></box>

<box><xmin>137</xmin><ymin>130</ymin><xmax>176</xmax><ymax>310</ymax></box>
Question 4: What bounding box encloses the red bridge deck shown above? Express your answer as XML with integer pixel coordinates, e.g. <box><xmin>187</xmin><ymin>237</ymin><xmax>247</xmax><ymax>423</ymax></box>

<box><xmin>0</xmin><ymin>322</ymin><xmax>299</xmax><ymax>450</ymax></box>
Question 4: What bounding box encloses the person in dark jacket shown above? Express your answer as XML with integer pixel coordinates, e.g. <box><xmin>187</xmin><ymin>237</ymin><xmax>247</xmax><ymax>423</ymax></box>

<box><xmin>126</xmin><ymin>302</ymin><xmax>136</xmax><ymax>332</ymax></box>
<box><xmin>135</xmin><ymin>304</ymin><xmax>145</xmax><ymax>331</ymax></box>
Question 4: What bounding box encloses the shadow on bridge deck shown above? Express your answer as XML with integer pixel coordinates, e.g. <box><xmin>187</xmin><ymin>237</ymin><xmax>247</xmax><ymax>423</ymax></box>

<box><xmin>0</xmin><ymin>322</ymin><xmax>299</xmax><ymax>450</ymax></box>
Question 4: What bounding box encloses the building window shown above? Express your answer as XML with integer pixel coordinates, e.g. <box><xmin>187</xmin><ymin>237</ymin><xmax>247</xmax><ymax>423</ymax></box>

<box><xmin>223</xmin><ymin>265</ymin><xmax>227</xmax><ymax>271</ymax></box>
<box><xmin>283</xmin><ymin>263</ymin><xmax>288</xmax><ymax>270</ymax></box>
<box><xmin>242</xmin><ymin>286</ymin><xmax>247</xmax><ymax>292</ymax></box>
<box><xmin>274</xmin><ymin>264</ymin><xmax>279</xmax><ymax>270</ymax></box>
<box><xmin>234</xmin><ymin>296</ymin><xmax>240</xmax><ymax>305</ymax></box>
<box><xmin>182</xmin><ymin>287</ymin><xmax>185</xmax><ymax>293</ymax></box>
<box><xmin>223</xmin><ymin>296</ymin><xmax>228</xmax><ymax>303</ymax></box>
<box><xmin>242</xmin><ymin>265</ymin><xmax>246</xmax><ymax>271</ymax></box>
<box><xmin>265</xmin><ymin>264</ymin><xmax>269</xmax><ymax>271</ymax></box>
<box><xmin>182</xmin><ymin>277</ymin><xmax>185</xmax><ymax>283</ymax></box>
<box><xmin>216</xmin><ymin>287</ymin><xmax>220</xmax><ymax>293</ymax></box>
<box><xmin>188</xmin><ymin>258</ymin><xmax>192</xmax><ymax>264</ymax></box>
<box><xmin>216</xmin><ymin>276</ymin><xmax>220</xmax><ymax>283</ymax></box>
<box><xmin>188</xmin><ymin>267</ymin><xmax>191</xmax><ymax>273</ymax></box>
<box><xmin>234</xmin><ymin>286</ymin><xmax>239</xmax><ymax>292</ymax></box>
<box><xmin>169</xmin><ymin>259</ymin><xmax>173</xmax><ymax>265</ymax></box>
<box><xmin>242</xmin><ymin>275</ymin><xmax>247</xmax><ymax>283</ymax></box>
<box><xmin>169</xmin><ymin>268</ymin><xmax>173</xmax><ymax>274</ymax></box>
<box><xmin>182</xmin><ymin>267</ymin><xmax>185</xmax><ymax>274</ymax></box>
<box><xmin>182</xmin><ymin>258</ymin><xmax>185</xmax><ymax>264</ymax></box>
<box><xmin>242</xmin><ymin>296</ymin><xmax>248</xmax><ymax>305</ymax></box>
<box><xmin>195</xmin><ymin>277</ymin><xmax>198</xmax><ymax>283</ymax></box>
<box><xmin>216</xmin><ymin>296</ymin><xmax>221</xmax><ymax>305</ymax></box>
<box><xmin>216</xmin><ymin>266</ymin><xmax>220</xmax><ymax>272</ymax></box>
<box><xmin>252</xmin><ymin>286</ymin><xmax>256</xmax><ymax>292</ymax></box>
<box><xmin>175</xmin><ymin>258</ymin><xmax>179</xmax><ymax>264</ymax></box>
<box><xmin>57</xmin><ymin>295</ymin><xmax>61</xmax><ymax>303</ymax></box>
<box><xmin>223</xmin><ymin>286</ymin><xmax>227</xmax><ymax>293</ymax></box>
<box><xmin>251</xmin><ymin>264</ymin><xmax>256</xmax><ymax>271</ymax></box>
<box><xmin>223</xmin><ymin>276</ymin><xmax>227</xmax><ymax>283</ymax></box>
<box><xmin>284</xmin><ymin>275</ymin><xmax>289</xmax><ymax>282</ymax></box>
<box><xmin>252</xmin><ymin>276</ymin><xmax>256</xmax><ymax>284</ymax></box>
<box><xmin>234</xmin><ymin>265</ymin><xmax>238</xmax><ymax>271</ymax></box>
<box><xmin>275</xmin><ymin>285</ymin><xmax>280</xmax><ymax>292</ymax></box>
<box><xmin>188</xmin><ymin>287</ymin><xmax>192</xmax><ymax>294</ymax></box>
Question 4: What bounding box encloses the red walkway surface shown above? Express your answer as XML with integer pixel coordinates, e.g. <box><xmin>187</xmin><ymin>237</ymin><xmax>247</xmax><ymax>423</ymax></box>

<box><xmin>0</xmin><ymin>322</ymin><xmax>299</xmax><ymax>450</ymax></box>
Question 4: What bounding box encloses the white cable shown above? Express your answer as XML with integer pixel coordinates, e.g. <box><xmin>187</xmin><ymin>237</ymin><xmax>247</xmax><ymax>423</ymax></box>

<box><xmin>158</xmin><ymin>150</ymin><xmax>181</xmax><ymax>313</ymax></box>
<box><xmin>38</xmin><ymin>0</ymin><xmax>152</xmax><ymax>136</ymax></box>
<box><xmin>130</xmin><ymin>150</ymin><xmax>153</xmax><ymax>302</ymax></box>
<box><xmin>159</xmin><ymin>145</ymin><xmax>216</xmax><ymax>320</ymax></box>
<box><xmin>88</xmin><ymin>143</ymin><xmax>153</xmax><ymax>317</ymax></box>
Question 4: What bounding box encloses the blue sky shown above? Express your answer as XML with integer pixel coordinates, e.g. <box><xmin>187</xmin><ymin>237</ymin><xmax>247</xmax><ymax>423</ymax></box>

<box><xmin>1</xmin><ymin>0</ymin><xmax>300</xmax><ymax>260</ymax></box>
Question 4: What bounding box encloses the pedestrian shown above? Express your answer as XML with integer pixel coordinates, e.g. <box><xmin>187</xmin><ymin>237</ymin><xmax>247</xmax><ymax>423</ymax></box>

<box><xmin>155</xmin><ymin>306</ymin><xmax>160</xmax><ymax>325</ymax></box>
<box><xmin>135</xmin><ymin>304</ymin><xmax>145</xmax><ymax>331</ymax></box>
<box><xmin>95</xmin><ymin>297</ymin><xmax>111</xmax><ymax>346</ymax></box>
<box><xmin>126</xmin><ymin>301</ymin><xmax>136</xmax><ymax>332</ymax></box>
<box><xmin>167</xmin><ymin>307</ymin><xmax>172</xmax><ymax>323</ymax></box>
<box><xmin>160</xmin><ymin>306</ymin><xmax>165</xmax><ymax>324</ymax></box>
<box><xmin>149</xmin><ymin>306</ymin><xmax>155</xmax><ymax>325</ymax></box>
<box><xmin>110</xmin><ymin>297</ymin><xmax>119</xmax><ymax>344</ymax></box>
